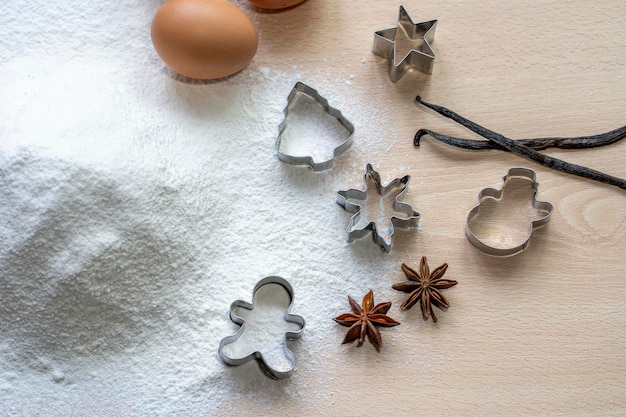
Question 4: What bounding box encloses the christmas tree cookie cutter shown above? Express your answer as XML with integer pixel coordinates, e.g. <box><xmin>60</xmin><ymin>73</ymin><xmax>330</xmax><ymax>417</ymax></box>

<box><xmin>466</xmin><ymin>167</ymin><xmax>554</xmax><ymax>256</ymax></box>
<box><xmin>337</xmin><ymin>164</ymin><xmax>420</xmax><ymax>253</ymax></box>
<box><xmin>218</xmin><ymin>276</ymin><xmax>305</xmax><ymax>380</ymax></box>
<box><xmin>372</xmin><ymin>5</ymin><xmax>438</xmax><ymax>82</ymax></box>
<box><xmin>276</xmin><ymin>81</ymin><xmax>355</xmax><ymax>171</ymax></box>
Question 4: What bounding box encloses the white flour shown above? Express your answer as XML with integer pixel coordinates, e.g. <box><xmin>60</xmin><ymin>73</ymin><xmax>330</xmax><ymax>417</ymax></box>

<box><xmin>0</xmin><ymin>1</ymin><xmax>407</xmax><ymax>415</ymax></box>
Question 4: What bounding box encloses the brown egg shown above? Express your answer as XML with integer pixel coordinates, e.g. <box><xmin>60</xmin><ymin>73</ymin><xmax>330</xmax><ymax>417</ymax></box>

<box><xmin>151</xmin><ymin>0</ymin><xmax>258</xmax><ymax>80</ymax></box>
<box><xmin>248</xmin><ymin>0</ymin><xmax>306</xmax><ymax>9</ymax></box>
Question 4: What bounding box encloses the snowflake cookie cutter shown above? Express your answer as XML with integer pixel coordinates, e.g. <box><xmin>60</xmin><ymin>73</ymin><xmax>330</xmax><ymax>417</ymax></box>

<box><xmin>337</xmin><ymin>164</ymin><xmax>420</xmax><ymax>253</ymax></box>
<box><xmin>218</xmin><ymin>276</ymin><xmax>305</xmax><ymax>380</ymax></box>
<box><xmin>372</xmin><ymin>5</ymin><xmax>438</xmax><ymax>82</ymax></box>
<box><xmin>276</xmin><ymin>81</ymin><xmax>355</xmax><ymax>171</ymax></box>
<box><xmin>466</xmin><ymin>167</ymin><xmax>554</xmax><ymax>256</ymax></box>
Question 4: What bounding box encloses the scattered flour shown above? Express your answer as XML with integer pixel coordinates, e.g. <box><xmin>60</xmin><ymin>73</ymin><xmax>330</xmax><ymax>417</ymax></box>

<box><xmin>0</xmin><ymin>0</ymin><xmax>408</xmax><ymax>415</ymax></box>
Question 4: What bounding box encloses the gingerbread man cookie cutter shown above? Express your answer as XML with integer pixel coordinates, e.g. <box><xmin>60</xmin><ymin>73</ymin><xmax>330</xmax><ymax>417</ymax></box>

<box><xmin>218</xmin><ymin>276</ymin><xmax>305</xmax><ymax>380</ymax></box>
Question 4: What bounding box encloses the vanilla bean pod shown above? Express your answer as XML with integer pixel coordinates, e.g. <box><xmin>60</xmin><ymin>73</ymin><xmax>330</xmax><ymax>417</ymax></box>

<box><xmin>415</xmin><ymin>125</ymin><xmax>626</xmax><ymax>151</ymax></box>
<box><xmin>414</xmin><ymin>96</ymin><xmax>626</xmax><ymax>190</ymax></box>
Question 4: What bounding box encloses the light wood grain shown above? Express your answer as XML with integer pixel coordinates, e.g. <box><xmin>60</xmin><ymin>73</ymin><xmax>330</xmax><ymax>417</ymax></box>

<box><xmin>220</xmin><ymin>0</ymin><xmax>626</xmax><ymax>415</ymax></box>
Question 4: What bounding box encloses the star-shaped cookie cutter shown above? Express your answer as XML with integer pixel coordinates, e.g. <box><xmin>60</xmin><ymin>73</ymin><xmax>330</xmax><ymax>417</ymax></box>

<box><xmin>466</xmin><ymin>167</ymin><xmax>554</xmax><ymax>256</ymax></box>
<box><xmin>372</xmin><ymin>5</ymin><xmax>438</xmax><ymax>82</ymax></box>
<box><xmin>337</xmin><ymin>164</ymin><xmax>420</xmax><ymax>253</ymax></box>
<box><xmin>218</xmin><ymin>276</ymin><xmax>305</xmax><ymax>380</ymax></box>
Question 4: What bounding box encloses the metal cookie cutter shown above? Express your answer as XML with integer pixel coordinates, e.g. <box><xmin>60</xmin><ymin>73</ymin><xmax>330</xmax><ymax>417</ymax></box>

<box><xmin>276</xmin><ymin>81</ymin><xmax>355</xmax><ymax>171</ymax></box>
<box><xmin>337</xmin><ymin>164</ymin><xmax>420</xmax><ymax>253</ymax></box>
<box><xmin>372</xmin><ymin>5</ymin><xmax>438</xmax><ymax>82</ymax></box>
<box><xmin>466</xmin><ymin>167</ymin><xmax>554</xmax><ymax>256</ymax></box>
<box><xmin>218</xmin><ymin>276</ymin><xmax>305</xmax><ymax>380</ymax></box>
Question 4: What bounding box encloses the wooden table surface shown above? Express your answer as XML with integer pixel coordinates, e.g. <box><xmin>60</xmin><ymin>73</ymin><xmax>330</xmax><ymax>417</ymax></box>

<box><xmin>232</xmin><ymin>0</ymin><xmax>626</xmax><ymax>415</ymax></box>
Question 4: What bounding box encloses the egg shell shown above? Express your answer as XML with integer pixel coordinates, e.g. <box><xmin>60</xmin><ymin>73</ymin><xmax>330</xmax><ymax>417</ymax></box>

<box><xmin>151</xmin><ymin>0</ymin><xmax>258</xmax><ymax>80</ymax></box>
<box><xmin>248</xmin><ymin>0</ymin><xmax>307</xmax><ymax>9</ymax></box>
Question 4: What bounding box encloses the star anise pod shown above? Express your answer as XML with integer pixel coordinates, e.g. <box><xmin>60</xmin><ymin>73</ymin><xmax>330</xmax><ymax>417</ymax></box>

<box><xmin>333</xmin><ymin>290</ymin><xmax>400</xmax><ymax>349</ymax></box>
<box><xmin>392</xmin><ymin>257</ymin><xmax>458</xmax><ymax>323</ymax></box>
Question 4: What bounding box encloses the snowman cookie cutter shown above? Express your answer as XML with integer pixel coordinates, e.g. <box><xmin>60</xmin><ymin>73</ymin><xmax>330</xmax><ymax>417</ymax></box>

<box><xmin>466</xmin><ymin>167</ymin><xmax>554</xmax><ymax>256</ymax></box>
